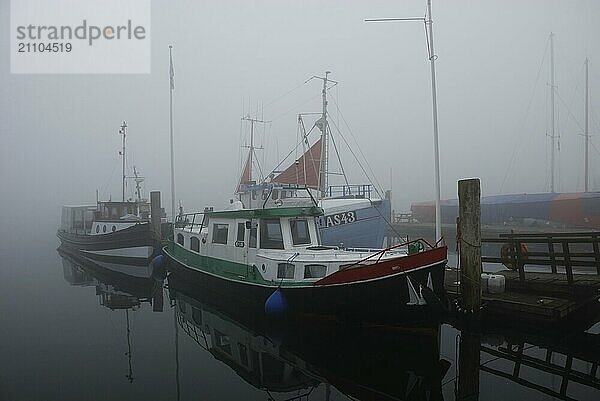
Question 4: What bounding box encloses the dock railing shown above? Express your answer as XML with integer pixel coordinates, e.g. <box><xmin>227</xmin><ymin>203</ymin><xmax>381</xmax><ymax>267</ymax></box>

<box><xmin>481</xmin><ymin>231</ymin><xmax>600</xmax><ymax>286</ymax></box>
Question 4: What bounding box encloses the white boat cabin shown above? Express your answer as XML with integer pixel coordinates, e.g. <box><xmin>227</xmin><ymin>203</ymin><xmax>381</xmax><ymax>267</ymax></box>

<box><xmin>60</xmin><ymin>201</ymin><xmax>151</xmax><ymax>235</ymax></box>
<box><xmin>172</xmin><ymin>204</ymin><xmax>399</xmax><ymax>284</ymax></box>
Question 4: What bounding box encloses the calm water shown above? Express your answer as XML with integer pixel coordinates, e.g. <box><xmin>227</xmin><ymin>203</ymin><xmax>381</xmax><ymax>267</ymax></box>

<box><xmin>1</xmin><ymin>223</ymin><xmax>598</xmax><ymax>401</ymax></box>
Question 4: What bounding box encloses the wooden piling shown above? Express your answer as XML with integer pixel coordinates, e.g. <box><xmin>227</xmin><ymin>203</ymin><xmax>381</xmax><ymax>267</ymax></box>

<box><xmin>150</xmin><ymin>191</ymin><xmax>162</xmax><ymax>244</ymax></box>
<box><xmin>458</xmin><ymin>178</ymin><xmax>482</xmax><ymax>312</ymax></box>
<box><xmin>458</xmin><ymin>331</ymin><xmax>481</xmax><ymax>401</ymax></box>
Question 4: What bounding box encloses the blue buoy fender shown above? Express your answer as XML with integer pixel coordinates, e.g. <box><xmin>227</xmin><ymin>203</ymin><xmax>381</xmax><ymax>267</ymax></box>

<box><xmin>151</xmin><ymin>254</ymin><xmax>166</xmax><ymax>268</ymax></box>
<box><xmin>264</xmin><ymin>288</ymin><xmax>288</xmax><ymax>315</ymax></box>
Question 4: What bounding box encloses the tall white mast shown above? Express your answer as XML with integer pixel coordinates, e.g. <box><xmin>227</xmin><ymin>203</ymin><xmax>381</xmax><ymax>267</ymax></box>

<box><xmin>169</xmin><ymin>45</ymin><xmax>176</xmax><ymax>221</ymax></box>
<box><xmin>426</xmin><ymin>0</ymin><xmax>442</xmax><ymax>242</ymax></box>
<box><xmin>365</xmin><ymin>0</ymin><xmax>443</xmax><ymax>241</ymax></box>
<box><xmin>119</xmin><ymin>121</ymin><xmax>127</xmax><ymax>202</ymax></box>
<box><xmin>549</xmin><ymin>33</ymin><xmax>556</xmax><ymax>193</ymax></box>
<box><xmin>585</xmin><ymin>57</ymin><xmax>590</xmax><ymax>192</ymax></box>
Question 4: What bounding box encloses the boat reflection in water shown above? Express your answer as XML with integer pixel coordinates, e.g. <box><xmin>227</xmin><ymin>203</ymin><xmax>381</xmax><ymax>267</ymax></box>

<box><xmin>59</xmin><ymin>246</ymin><xmax>165</xmax><ymax>382</ymax></box>
<box><xmin>59</xmin><ymin>246</ymin><xmax>165</xmax><ymax>311</ymax></box>
<box><xmin>168</xmin><ymin>274</ymin><xmax>450</xmax><ymax>401</ymax></box>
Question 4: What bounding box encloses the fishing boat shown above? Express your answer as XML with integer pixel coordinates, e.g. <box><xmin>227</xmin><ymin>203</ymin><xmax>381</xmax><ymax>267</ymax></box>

<box><xmin>57</xmin><ymin>122</ymin><xmax>166</xmax><ymax>265</ymax></box>
<box><xmin>164</xmin><ymin>188</ymin><xmax>447</xmax><ymax>322</ymax></box>
<box><xmin>235</xmin><ymin>72</ymin><xmax>391</xmax><ymax>249</ymax></box>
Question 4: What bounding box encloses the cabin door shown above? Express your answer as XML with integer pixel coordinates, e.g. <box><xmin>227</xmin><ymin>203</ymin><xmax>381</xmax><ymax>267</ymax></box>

<box><xmin>234</xmin><ymin>222</ymin><xmax>248</xmax><ymax>266</ymax></box>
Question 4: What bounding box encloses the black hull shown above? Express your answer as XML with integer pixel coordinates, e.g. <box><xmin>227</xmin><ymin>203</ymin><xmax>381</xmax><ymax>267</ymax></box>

<box><xmin>167</xmin><ymin>256</ymin><xmax>446</xmax><ymax>324</ymax></box>
<box><xmin>57</xmin><ymin>223</ymin><xmax>156</xmax><ymax>265</ymax></box>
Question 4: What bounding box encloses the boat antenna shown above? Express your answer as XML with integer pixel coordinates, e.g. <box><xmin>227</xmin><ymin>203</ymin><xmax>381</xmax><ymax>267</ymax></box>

<box><xmin>241</xmin><ymin>115</ymin><xmax>270</xmax><ymax>184</ymax></box>
<box><xmin>366</xmin><ymin>0</ymin><xmax>443</xmax><ymax>242</ymax></box>
<box><xmin>118</xmin><ymin>121</ymin><xmax>127</xmax><ymax>202</ymax></box>
<box><xmin>133</xmin><ymin>166</ymin><xmax>143</xmax><ymax>201</ymax></box>
<box><xmin>240</xmin><ymin>115</ymin><xmax>269</xmax><ymax>208</ymax></box>
<box><xmin>169</xmin><ymin>45</ymin><xmax>177</xmax><ymax>222</ymax></box>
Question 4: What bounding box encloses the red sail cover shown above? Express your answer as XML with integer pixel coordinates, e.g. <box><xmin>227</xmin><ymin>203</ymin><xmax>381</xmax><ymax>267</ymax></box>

<box><xmin>237</xmin><ymin>152</ymin><xmax>252</xmax><ymax>192</ymax></box>
<box><xmin>273</xmin><ymin>139</ymin><xmax>322</xmax><ymax>188</ymax></box>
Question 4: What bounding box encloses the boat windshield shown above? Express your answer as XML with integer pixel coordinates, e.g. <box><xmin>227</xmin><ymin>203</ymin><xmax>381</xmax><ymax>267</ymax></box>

<box><xmin>259</xmin><ymin>219</ymin><xmax>284</xmax><ymax>249</ymax></box>
<box><xmin>290</xmin><ymin>219</ymin><xmax>311</xmax><ymax>245</ymax></box>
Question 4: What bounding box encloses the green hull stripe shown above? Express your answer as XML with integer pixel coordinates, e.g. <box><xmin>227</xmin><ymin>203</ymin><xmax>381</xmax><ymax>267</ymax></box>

<box><xmin>168</xmin><ymin>243</ymin><xmax>311</xmax><ymax>287</ymax></box>
<box><xmin>169</xmin><ymin>243</ymin><xmax>270</xmax><ymax>285</ymax></box>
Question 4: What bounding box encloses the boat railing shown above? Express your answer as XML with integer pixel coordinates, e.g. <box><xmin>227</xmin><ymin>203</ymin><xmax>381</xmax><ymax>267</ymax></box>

<box><xmin>340</xmin><ymin>237</ymin><xmax>443</xmax><ymax>270</ymax></box>
<box><xmin>326</xmin><ymin>184</ymin><xmax>373</xmax><ymax>199</ymax></box>
<box><xmin>343</xmin><ymin>247</ymin><xmax>386</xmax><ymax>253</ymax></box>
<box><xmin>175</xmin><ymin>212</ymin><xmax>206</xmax><ymax>232</ymax></box>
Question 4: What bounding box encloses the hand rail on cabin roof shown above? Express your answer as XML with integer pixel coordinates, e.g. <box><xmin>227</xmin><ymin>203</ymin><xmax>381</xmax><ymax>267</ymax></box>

<box><xmin>339</xmin><ymin>237</ymin><xmax>443</xmax><ymax>271</ymax></box>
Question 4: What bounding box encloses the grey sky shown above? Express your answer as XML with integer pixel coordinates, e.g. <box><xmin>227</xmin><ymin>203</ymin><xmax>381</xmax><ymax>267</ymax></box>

<box><xmin>2</xmin><ymin>0</ymin><xmax>600</xmax><ymax>231</ymax></box>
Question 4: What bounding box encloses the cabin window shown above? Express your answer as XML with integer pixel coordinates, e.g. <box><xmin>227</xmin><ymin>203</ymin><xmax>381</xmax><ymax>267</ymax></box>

<box><xmin>290</xmin><ymin>219</ymin><xmax>311</xmax><ymax>245</ymax></box>
<box><xmin>260</xmin><ymin>219</ymin><xmax>284</xmax><ymax>249</ymax></box>
<box><xmin>177</xmin><ymin>233</ymin><xmax>184</xmax><ymax>245</ymax></box>
<box><xmin>277</xmin><ymin>263</ymin><xmax>295</xmax><ymax>279</ymax></box>
<box><xmin>212</xmin><ymin>224</ymin><xmax>229</xmax><ymax>244</ymax></box>
<box><xmin>111</xmin><ymin>225</ymin><xmax>116</xmax><ymax>232</ymax></box>
<box><xmin>190</xmin><ymin>236</ymin><xmax>200</xmax><ymax>252</ymax></box>
<box><xmin>237</xmin><ymin>222</ymin><xmax>245</xmax><ymax>243</ymax></box>
<box><xmin>272</xmin><ymin>189</ymin><xmax>279</xmax><ymax>200</ymax></box>
<box><xmin>281</xmin><ymin>191</ymin><xmax>287</xmax><ymax>199</ymax></box>
<box><xmin>96</xmin><ymin>225</ymin><xmax>100</xmax><ymax>234</ymax></box>
<box><xmin>103</xmin><ymin>225</ymin><xmax>107</xmax><ymax>233</ymax></box>
<box><xmin>111</xmin><ymin>207</ymin><xmax>118</xmax><ymax>218</ymax></box>
<box><xmin>304</xmin><ymin>264</ymin><xmax>326</xmax><ymax>279</ymax></box>
<box><xmin>214</xmin><ymin>330</ymin><xmax>232</xmax><ymax>355</ymax></box>
<box><xmin>249</xmin><ymin>221</ymin><xmax>257</xmax><ymax>248</ymax></box>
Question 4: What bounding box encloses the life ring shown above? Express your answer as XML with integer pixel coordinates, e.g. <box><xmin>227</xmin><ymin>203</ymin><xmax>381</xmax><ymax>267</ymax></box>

<box><xmin>500</xmin><ymin>242</ymin><xmax>528</xmax><ymax>270</ymax></box>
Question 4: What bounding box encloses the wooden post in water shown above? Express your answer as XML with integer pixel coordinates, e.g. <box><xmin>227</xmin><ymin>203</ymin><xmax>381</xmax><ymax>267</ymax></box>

<box><xmin>458</xmin><ymin>178</ymin><xmax>481</xmax><ymax>312</ymax></box>
<box><xmin>150</xmin><ymin>191</ymin><xmax>162</xmax><ymax>244</ymax></box>
<box><xmin>458</xmin><ymin>331</ymin><xmax>480</xmax><ymax>401</ymax></box>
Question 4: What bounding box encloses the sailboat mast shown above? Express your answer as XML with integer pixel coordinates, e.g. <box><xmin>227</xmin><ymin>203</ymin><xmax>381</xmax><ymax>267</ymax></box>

<box><xmin>585</xmin><ymin>57</ymin><xmax>589</xmax><ymax>192</ymax></box>
<box><xmin>550</xmin><ymin>32</ymin><xmax>556</xmax><ymax>193</ymax></box>
<box><xmin>426</xmin><ymin>0</ymin><xmax>442</xmax><ymax>242</ymax></box>
<box><xmin>169</xmin><ymin>45</ymin><xmax>176</xmax><ymax>221</ymax></box>
<box><xmin>319</xmin><ymin>71</ymin><xmax>330</xmax><ymax>196</ymax></box>
<box><xmin>119</xmin><ymin>121</ymin><xmax>127</xmax><ymax>202</ymax></box>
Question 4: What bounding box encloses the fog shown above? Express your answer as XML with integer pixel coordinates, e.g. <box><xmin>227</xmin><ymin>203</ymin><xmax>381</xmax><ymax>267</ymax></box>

<box><xmin>2</xmin><ymin>0</ymin><xmax>600</xmax><ymax>239</ymax></box>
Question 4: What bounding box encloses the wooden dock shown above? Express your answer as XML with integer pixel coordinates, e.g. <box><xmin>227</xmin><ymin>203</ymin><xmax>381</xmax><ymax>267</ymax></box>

<box><xmin>445</xmin><ymin>231</ymin><xmax>600</xmax><ymax>324</ymax></box>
